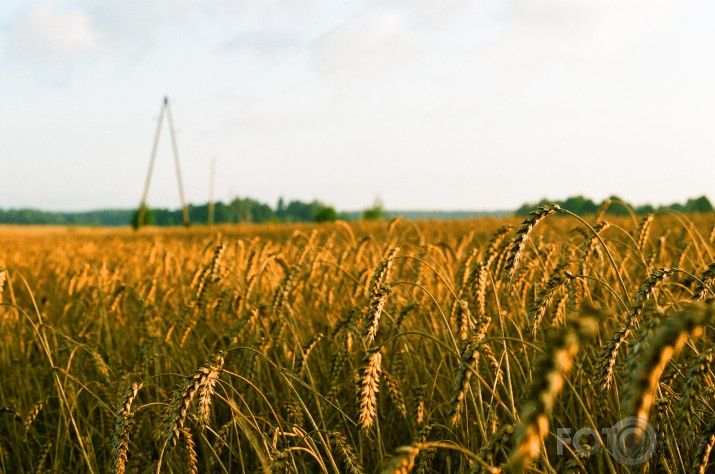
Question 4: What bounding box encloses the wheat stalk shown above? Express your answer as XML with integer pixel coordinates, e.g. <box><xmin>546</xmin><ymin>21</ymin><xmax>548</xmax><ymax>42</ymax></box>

<box><xmin>448</xmin><ymin>336</ymin><xmax>485</xmax><ymax>427</ymax></box>
<box><xmin>577</xmin><ymin>221</ymin><xmax>610</xmax><ymax>274</ymax></box>
<box><xmin>179</xmin><ymin>427</ymin><xmax>199</xmax><ymax>474</ymax></box>
<box><xmin>161</xmin><ymin>350</ymin><xmax>225</xmax><ymax>445</ymax></box>
<box><xmin>503</xmin><ymin>204</ymin><xmax>560</xmax><ymax>283</ymax></box>
<box><xmin>469</xmin><ymin>262</ymin><xmax>489</xmax><ymax>319</ymax></box>
<box><xmin>24</xmin><ymin>400</ymin><xmax>44</xmax><ymax>434</ymax></box>
<box><xmin>382</xmin><ymin>444</ymin><xmax>422</xmax><ymax>474</ymax></box>
<box><xmin>596</xmin><ymin>267</ymin><xmax>675</xmax><ymax>390</ymax></box>
<box><xmin>0</xmin><ymin>270</ymin><xmax>6</xmax><ymax>304</ymax></box>
<box><xmin>369</xmin><ymin>247</ymin><xmax>400</xmax><ymax>298</ymax></box>
<box><xmin>453</xmin><ymin>299</ymin><xmax>473</xmax><ymax>342</ymax></box>
<box><xmin>625</xmin><ymin>304</ymin><xmax>713</xmax><ymax>445</ymax></box>
<box><xmin>693</xmin><ymin>263</ymin><xmax>715</xmax><ymax>300</ymax></box>
<box><xmin>295</xmin><ymin>332</ymin><xmax>324</xmax><ymax>375</ymax></box>
<box><xmin>691</xmin><ymin>416</ymin><xmax>715</xmax><ymax>474</ymax></box>
<box><xmin>677</xmin><ymin>348</ymin><xmax>713</xmax><ymax>434</ymax></box>
<box><xmin>414</xmin><ymin>385</ymin><xmax>426</xmax><ymax>427</ymax></box>
<box><xmin>527</xmin><ymin>271</ymin><xmax>571</xmax><ymax>337</ymax></box>
<box><xmin>363</xmin><ymin>285</ymin><xmax>392</xmax><ymax>346</ymax></box>
<box><xmin>357</xmin><ymin>348</ymin><xmax>382</xmax><ymax>430</ymax></box>
<box><xmin>483</xmin><ymin>225</ymin><xmax>514</xmax><ymax>270</ymax></box>
<box><xmin>362</xmin><ymin>247</ymin><xmax>400</xmax><ymax>345</ymax></box>
<box><xmin>328</xmin><ymin>431</ymin><xmax>364</xmax><ymax>474</ymax></box>
<box><xmin>35</xmin><ymin>441</ymin><xmax>52</xmax><ymax>474</ymax></box>
<box><xmin>635</xmin><ymin>213</ymin><xmax>655</xmax><ymax>253</ymax></box>
<box><xmin>383</xmin><ymin>369</ymin><xmax>407</xmax><ymax>418</ymax></box>
<box><xmin>508</xmin><ymin>317</ymin><xmax>596</xmax><ymax>472</ymax></box>
<box><xmin>112</xmin><ymin>382</ymin><xmax>142</xmax><ymax>474</ymax></box>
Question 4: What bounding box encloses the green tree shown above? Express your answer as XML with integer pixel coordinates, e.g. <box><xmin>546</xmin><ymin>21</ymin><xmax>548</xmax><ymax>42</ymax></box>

<box><xmin>131</xmin><ymin>205</ymin><xmax>155</xmax><ymax>229</ymax></box>
<box><xmin>562</xmin><ymin>195</ymin><xmax>598</xmax><ymax>215</ymax></box>
<box><xmin>314</xmin><ymin>206</ymin><xmax>337</xmax><ymax>222</ymax></box>
<box><xmin>362</xmin><ymin>198</ymin><xmax>384</xmax><ymax>221</ymax></box>
<box><xmin>685</xmin><ymin>195</ymin><xmax>714</xmax><ymax>213</ymax></box>
<box><xmin>276</xmin><ymin>197</ymin><xmax>287</xmax><ymax>221</ymax></box>
<box><xmin>285</xmin><ymin>200</ymin><xmax>321</xmax><ymax>222</ymax></box>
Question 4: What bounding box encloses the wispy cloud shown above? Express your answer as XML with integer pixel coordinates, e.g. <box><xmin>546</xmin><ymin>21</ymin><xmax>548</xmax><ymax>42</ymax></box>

<box><xmin>317</xmin><ymin>9</ymin><xmax>409</xmax><ymax>78</ymax></box>
<box><xmin>7</xmin><ymin>0</ymin><xmax>99</xmax><ymax>58</ymax></box>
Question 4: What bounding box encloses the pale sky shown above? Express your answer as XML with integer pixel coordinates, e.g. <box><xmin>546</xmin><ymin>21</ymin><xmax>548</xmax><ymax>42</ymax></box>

<box><xmin>1</xmin><ymin>0</ymin><xmax>714</xmax><ymax>212</ymax></box>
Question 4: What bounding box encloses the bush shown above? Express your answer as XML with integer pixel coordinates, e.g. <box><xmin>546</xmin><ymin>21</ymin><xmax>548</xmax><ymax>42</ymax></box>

<box><xmin>131</xmin><ymin>205</ymin><xmax>155</xmax><ymax>229</ymax></box>
<box><xmin>314</xmin><ymin>206</ymin><xmax>337</xmax><ymax>223</ymax></box>
<box><xmin>362</xmin><ymin>198</ymin><xmax>384</xmax><ymax>221</ymax></box>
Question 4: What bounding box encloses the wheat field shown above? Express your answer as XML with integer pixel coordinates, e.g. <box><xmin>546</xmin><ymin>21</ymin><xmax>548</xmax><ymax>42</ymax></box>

<box><xmin>1</xmin><ymin>205</ymin><xmax>714</xmax><ymax>473</ymax></box>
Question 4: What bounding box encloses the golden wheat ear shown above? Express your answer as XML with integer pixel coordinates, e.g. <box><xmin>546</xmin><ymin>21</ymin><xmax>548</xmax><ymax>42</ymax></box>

<box><xmin>691</xmin><ymin>416</ymin><xmax>715</xmax><ymax>474</ymax></box>
<box><xmin>328</xmin><ymin>431</ymin><xmax>365</xmax><ymax>474</ymax></box>
<box><xmin>624</xmin><ymin>304</ymin><xmax>713</xmax><ymax>444</ymax></box>
<box><xmin>595</xmin><ymin>267</ymin><xmax>676</xmax><ymax>391</ymax></box>
<box><xmin>112</xmin><ymin>382</ymin><xmax>142</xmax><ymax>474</ymax></box>
<box><xmin>357</xmin><ymin>348</ymin><xmax>382</xmax><ymax>430</ymax></box>
<box><xmin>161</xmin><ymin>351</ymin><xmax>225</xmax><ymax>445</ymax></box>
<box><xmin>508</xmin><ymin>316</ymin><xmax>596</xmax><ymax>473</ymax></box>
<box><xmin>503</xmin><ymin>204</ymin><xmax>560</xmax><ymax>283</ymax></box>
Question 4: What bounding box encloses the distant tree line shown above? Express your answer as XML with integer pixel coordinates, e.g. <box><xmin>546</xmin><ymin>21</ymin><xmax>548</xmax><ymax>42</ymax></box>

<box><xmin>132</xmin><ymin>198</ymin><xmax>350</xmax><ymax>227</ymax></box>
<box><xmin>2</xmin><ymin>197</ymin><xmax>354</xmax><ymax>227</ymax></box>
<box><xmin>515</xmin><ymin>195</ymin><xmax>714</xmax><ymax>216</ymax></box>
<box><xmin>0</xmin><ymin>209</ymin><xmax>135</xmax><ymax>226</ymax></box>
<box><xmin>2</xmin><ymin>194</ymin><xmax>711</xmax><ymax>226</ymax></box>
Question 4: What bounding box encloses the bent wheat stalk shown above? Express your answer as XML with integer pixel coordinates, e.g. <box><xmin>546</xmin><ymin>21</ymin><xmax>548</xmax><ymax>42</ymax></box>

<box><xmin>161</xmin><ymin>351</ymin><xmax>225</xmax><ymax>445</ymax></box>
<box><xmin>596</xmin><ymin>267</ymin><xmax>675</xmax><ymax>391</ymax></box>
<box><xmin>113</xmin><ymin>382</ymin><xmax>143</xmax><ymax>474</ymax></box>
<box><xmin>508</xmin><ymin>317</ymin><xmax>596</xmax><ymax>473</ymax></box>
<box><xmin>625</xmin><ymin>304</ymin><xmax>713</xmax><ymax>444</ymax></box>
<box><xmin>503</xmin><ymin>204</ymin><xmax>560</xmax><ymax>283</ymax></box>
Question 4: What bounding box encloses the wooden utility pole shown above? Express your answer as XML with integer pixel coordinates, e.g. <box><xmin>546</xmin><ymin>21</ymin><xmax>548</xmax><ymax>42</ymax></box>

<box><xmin>164</xmin><ymin>98</ymin><xmax>190</xmax><ymax>227</ymax></box>
<box><xmin>136</xmin><ymin>96</ymin><xmax>191</xmax><ymax>229</ymax></box>
<box><xmin>208</xmin><ymin>157</ymin><xmax>216</xmax><ymax>226</ymax></box>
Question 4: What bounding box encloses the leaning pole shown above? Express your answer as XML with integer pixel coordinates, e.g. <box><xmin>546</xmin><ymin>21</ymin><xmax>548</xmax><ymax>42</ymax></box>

<box><xmin>136</xmin><ymin>96</ymin><xmax>191</xmax><ymax>229</ymax></box>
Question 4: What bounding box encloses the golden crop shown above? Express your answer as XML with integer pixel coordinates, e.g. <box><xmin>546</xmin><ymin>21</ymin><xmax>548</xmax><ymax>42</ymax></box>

<box><xmin>0</xmin><ymin>209</ymin><xmax>713</xmax><ymax>473</ymax></box>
